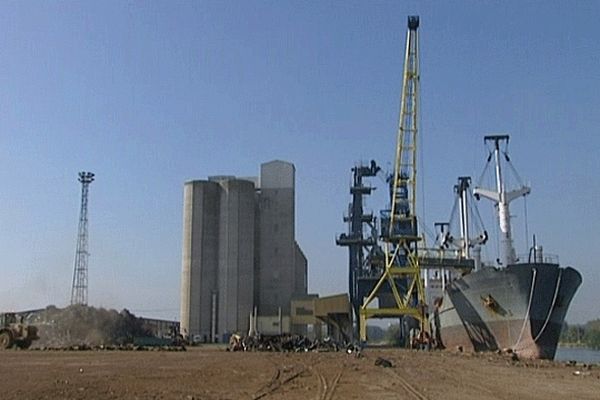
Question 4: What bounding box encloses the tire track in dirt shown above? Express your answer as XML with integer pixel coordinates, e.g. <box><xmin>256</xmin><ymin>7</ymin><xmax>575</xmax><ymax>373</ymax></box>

<box><xmin>252</xmin><ymin>367</ymin><xmax>281</xmax><ymax>399</ymax></box>
<box><xmin>389</xmin><ymin>353</ymin><xmax>496</xmax><ymax>399</ymax></box>
<box><xmin>251</xmin><ymin>366</ymin><xmax>306</xmax><ymax>399</ymax></box>
<box><xmin>252</xmin><ymin>357</ymin><xmax>308</xmax><ymax>400</ymax></box>
<box><xmin>428</xmin><ymin>363</ymin><xmax>496</xmax><ymax>398</ymax></box>
<box><xmin>308</xmin><ymin>360</ymin><xmax>345</xmax><ymax>400</ymax></box>
<box><xmin>310</xmin><ymin>365</ymin><xmax>327</xmax><ymax>400</ymax></box>
<box><xmin>383</xmin><ymin>368</ymin><xmax>429</xmax><ymax>400</ymax></box>
<box><xmin>324</xmin><ymin>367</ymin><xmax>343</xmax><ymax>400</ymax></box>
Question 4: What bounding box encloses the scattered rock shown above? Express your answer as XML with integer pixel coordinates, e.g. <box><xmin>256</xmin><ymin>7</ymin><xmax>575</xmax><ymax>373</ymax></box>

<box><xmin>374</xmin><ymin>357</ymin><xmax>393</xmax><ymax>368</ymax></box>
<box><xmin>573</xmin><ymin>370</ymin><xmax>591</xmax><ymax>377</ymax></box>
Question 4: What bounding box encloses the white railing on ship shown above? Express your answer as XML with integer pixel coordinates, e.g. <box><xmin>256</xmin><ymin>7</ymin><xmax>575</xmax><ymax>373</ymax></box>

<box><xmin>418</xmin><ymin>248</ymin><xmax>466</xmax><ymax>261</ymax></box>
<box><xmin>516</xmin><ymin>253</ymin><xmax>559</xmax><ymax>265</ymax></box>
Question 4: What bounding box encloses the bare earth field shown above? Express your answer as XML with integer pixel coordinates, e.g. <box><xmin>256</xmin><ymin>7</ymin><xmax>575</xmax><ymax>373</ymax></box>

<box><xmin>1</xmin><ymin>347</ymin><xmax>598</xmax><ymax>400</ymax></box>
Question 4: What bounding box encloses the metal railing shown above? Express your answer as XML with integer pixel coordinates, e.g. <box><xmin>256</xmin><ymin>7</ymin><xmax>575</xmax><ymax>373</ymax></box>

<box><xmin>516</xmin><ymin>253</ymin><xmax>559</xmax><ymax>265</ymax></box>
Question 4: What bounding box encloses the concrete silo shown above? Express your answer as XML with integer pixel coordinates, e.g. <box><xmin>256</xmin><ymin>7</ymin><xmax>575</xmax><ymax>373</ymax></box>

<box><xmin>180</xmin><ymin>180</ymin><xmax>220</xmax><ymax>340</ymax></box>
<box><xmin>214</xmin><ymin>178</ymin><xmax>255</xmax><ymax>337</ymax></box>
<box><xmin>180</xmin><ymin>161</ymin><xmax>308</xmax><ymax>341</ymax></box>
<box><xmin>256</xmin><ymin>161</ymin><xmax>297</xmax><ymax>316</ymax></box>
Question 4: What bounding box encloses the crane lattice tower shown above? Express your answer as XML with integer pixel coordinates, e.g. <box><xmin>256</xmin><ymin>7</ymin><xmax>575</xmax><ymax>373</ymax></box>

<box><xmin>70</xmin><ymin>171</ymin><xmax>95</xmax><ymax>306</ymax></box>
<box><xmin>359</xmin><ymin>15</ymin><xmax>427</xmax><ymax>340</ymax></box>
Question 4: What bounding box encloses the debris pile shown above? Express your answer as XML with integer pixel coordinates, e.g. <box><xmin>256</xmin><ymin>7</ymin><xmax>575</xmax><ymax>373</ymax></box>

<box><xmin>31</xmin><ymin>343</ymin><xmax>186</xmax><ymax>352</ymax></box>
<box><xmin>24</xmin><ymin>305</ymin><xmax>152</xmax><ymax>348</ymax></box>
<box><xmin>228</xmin><ymin>333</ymin><xmax>361</xmax><ymax>355</ymax></box>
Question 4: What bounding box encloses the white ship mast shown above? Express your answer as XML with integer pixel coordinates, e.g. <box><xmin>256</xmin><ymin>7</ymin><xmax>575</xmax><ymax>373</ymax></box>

<box><xmin>473</xmin><ymin>135</ymin><xmax>530</xmax><ymax>267</ymax></box>
<box><xmin>438</xmin><ymin>176</ymin><xmax>487</xmax><ymax>269</ymax></box>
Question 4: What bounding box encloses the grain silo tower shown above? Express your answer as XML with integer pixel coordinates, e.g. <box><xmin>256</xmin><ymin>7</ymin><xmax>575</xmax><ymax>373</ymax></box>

<box><xmin>179</xmin><ymin>161</ymin><xmax>308</xmax><ymax>342</ymax></box>
<box><xmin>213</xmin><ymin>178</ymin><xmax>255</xmax><ymax>337</ymax></box>
<box><xmin>180</xmin><ymin>180</ymin><xmax>220</xmax><ymax>341</ymax></box>
<box><xmin>256</xmin><ymin>161</ymin><xmax>298</xmax><ymax>316</ymax></box>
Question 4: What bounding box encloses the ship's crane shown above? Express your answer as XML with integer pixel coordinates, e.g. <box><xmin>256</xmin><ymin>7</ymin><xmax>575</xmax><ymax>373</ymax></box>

<box><xmin>435</xmin><ymin>177</ymin><xmax>488</xmax><ymax>277</ymax></box>
<box><xmin>439</xmin><ymin>177</ymin><xmax>488</xmax><ymax>263</ymax></box>
<box><xmin>359</xmin><ymin>16</ymin><xmax>427</xmax><ymax>341</ymax></box>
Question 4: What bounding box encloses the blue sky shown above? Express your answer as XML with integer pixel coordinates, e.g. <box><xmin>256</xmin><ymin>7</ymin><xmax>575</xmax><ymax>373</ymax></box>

<box><xmin>0</xmin><ymin>1</ymin><xmax>598</xmax><ymax>324</ymax></box>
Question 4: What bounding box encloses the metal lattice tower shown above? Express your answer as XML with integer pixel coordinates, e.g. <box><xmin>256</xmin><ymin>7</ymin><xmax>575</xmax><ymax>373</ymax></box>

<box><xmin>70</xmin><ymin>171</ymin><xmax>95</xmax><ymax>306</ymax></box>
<box><xmin>359</xmin><ymin>16</ymin><xmax>427</xmax><ymax>340</ymax></box>
<box><xmin>336</xmin><ymin>161</ymin><xmax>382</xmax><ymax>338</ymax></box>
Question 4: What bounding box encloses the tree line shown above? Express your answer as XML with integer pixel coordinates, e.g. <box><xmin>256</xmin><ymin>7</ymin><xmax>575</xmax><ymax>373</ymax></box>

<box><xmin>365</xmin><ymin>319</ymin><xmax>600</xmax><ymax>350</ymax></box>
<box><xmin>373</xmin><ymin>319</ymin><xmax>600</xmax><ymax>350</ymax></box>
<box><xmin>560</xmin><ymin>319</ymin><xmax>600</xmax><ymax>349</ymax></box>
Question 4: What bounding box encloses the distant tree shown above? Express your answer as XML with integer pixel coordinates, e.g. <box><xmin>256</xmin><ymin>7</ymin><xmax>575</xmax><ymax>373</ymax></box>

<box><xmin>584</xmin><ymin>319</ymin><xmax>600</xmax><ymax>349</ymax></box>
<box><xmin>384</xmin><ymin>324</ymin><xmax>402</xmax><ymax>346</ymax></box>
<box><xmin>584</xmin><ymin>330</ymin><xmax>600</xmax><ymax>350</ymax></box>
<box><xmin>560</xmin><ymin>322</ymin><xmax>585</xmax><ymax>344</ymax></box>
<box><xmin>366</xmin><ymin>325</ymin><xmax>385</xmax><ymax>342</ymax></box>
<box><xmin>585</xmin><ymin>319</ymin><xmax>600</xmax><ymax>332</ymax></box>
<box><xmin>560</xmin><ymin>322</ymin><xmax>570</xmax><ymax>342</ymax></box>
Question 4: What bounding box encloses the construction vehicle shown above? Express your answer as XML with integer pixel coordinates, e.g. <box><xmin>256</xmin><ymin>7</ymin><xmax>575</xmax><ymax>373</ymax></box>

<box><xmin>0</xmin><ymin>313</ymin><xmax>39</xmax><ymax>349</ymax></box>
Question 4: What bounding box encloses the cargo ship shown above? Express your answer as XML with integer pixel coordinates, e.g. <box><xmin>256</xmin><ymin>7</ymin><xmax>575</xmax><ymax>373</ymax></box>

<box><xmin>433</xmin><ymin>135</ymin><xmax>582</xmax><ymax>359</ymax></box>
<box><xmin>336</xmin><ymin>17</ymin><xmax>580</xmax><ymax>359</ymax></box>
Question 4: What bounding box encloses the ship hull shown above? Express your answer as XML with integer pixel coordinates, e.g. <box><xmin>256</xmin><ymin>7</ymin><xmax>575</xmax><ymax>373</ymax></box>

<box><xmin>436</xmin><ymin>263</ymin><xmax>581</xmax><ymax>359</ymax></box>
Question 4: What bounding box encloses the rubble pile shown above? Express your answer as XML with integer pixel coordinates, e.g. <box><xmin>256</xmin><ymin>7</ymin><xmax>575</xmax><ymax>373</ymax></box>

<box><xmin>25</xmin><ymin>305</ymin><xmax>152</xmax><ymax>348</ymax></box>
<box><xmin>228</xmin><ymin>333</ymin><xmax>361</xmax><ymax>354</ymax></box>
<box><xmin>31</xmin><ymin>344</ymin><xmax>186</xmax><ymax>352</ymax></box>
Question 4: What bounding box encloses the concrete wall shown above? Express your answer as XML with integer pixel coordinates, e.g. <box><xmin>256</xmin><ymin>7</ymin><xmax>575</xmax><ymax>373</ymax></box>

<box><xmin>290</xmin><ymin>295</ymin><xmax>318</xmax><ymax>325</ymax></box>
<box><xmin>180</xmin><ymin>181</ymin><xmax>220</xmax><ymax>339</ymax></box>
<box><xmin>257</xmin><ymin>161</ymin><xmax>296</xmax><ymax>316</ymax></box>
<box><xmin>217</xmin><ymin>179</ymin><xmax>255</xmax><ymax>336</ymax></box>
<box><xmin>256</xmin><ymin>316</ymin><xmax>291</xmax><ymax>335</ymax></box>
<box><xmin>294</xmin><ymin>242</ymin><xmax>308</xmax><ymax>297</ymax></box>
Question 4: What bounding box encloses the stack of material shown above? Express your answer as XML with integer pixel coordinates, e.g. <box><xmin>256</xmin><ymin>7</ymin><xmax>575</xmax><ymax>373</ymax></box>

<box><xmin>31</xmin><ymin>344</ymin><xmax>186</xmax><ymax>352</ymax></box>
<box><xmin>25</xmin><ymin>305</ymin><xmax>152</xmax><ymax>348</ymax></box>
<box><xmin>228</xmin><ymin>333</ymin><xmax>359</xmax><ymax>354</ymax></box>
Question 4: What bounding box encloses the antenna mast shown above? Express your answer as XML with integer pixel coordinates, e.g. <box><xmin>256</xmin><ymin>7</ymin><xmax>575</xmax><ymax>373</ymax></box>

<box><xmin>70</xmin><ymin>171</ymin><xmax>95</xmax><ymax>306</ymax></box>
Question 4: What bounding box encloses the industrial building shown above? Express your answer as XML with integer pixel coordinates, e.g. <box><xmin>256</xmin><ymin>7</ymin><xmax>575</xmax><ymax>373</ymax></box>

<box><xmin>180</xmin><ymin>160</ymin><xmax>308</xmax><ymax>342</ymax></box>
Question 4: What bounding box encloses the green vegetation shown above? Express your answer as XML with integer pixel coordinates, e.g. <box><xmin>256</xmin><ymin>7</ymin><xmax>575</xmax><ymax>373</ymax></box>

<box><xmin>365</xmin><ymin>325</ymin><xmax>385</xmax><ymax>342</ymax></box>
<box><xmin>560</xmin><ymin>319</ymin><xmax>600</xmax><ymax>349</ymax></box>
<box><xmin>364</xmin><ymin>324</ymin><xmax>402</xmax><ymax>345</ymax></box>
<box><xmin>384</xmin><ymin>324</ymin><xmax>402</xmax><ymax>346</ymax></box>
<box><xmin>370</xmin><ymin>319</ymin><xmax>600</xmax><ymax>349</ymax></box>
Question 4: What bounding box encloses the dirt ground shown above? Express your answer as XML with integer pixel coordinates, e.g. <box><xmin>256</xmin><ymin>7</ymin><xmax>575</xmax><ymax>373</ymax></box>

<box><xmin>1</xmin><ymin>347</ymin><xmax>598</xmax><ymax>400</ymax></box>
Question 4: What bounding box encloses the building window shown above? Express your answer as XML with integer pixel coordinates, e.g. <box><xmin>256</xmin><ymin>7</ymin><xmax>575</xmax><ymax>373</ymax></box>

<box><xmin>296</xmin><ymin>307</ymin><xmax>313</xmax><ymax>316</ymax></box>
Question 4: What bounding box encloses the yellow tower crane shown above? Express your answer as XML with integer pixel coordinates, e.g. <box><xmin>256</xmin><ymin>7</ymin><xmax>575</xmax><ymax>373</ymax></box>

<box><xmin>359</xmin><ymin>15</ymin><xmax>428</xmax><ymax>341</ymax></box>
